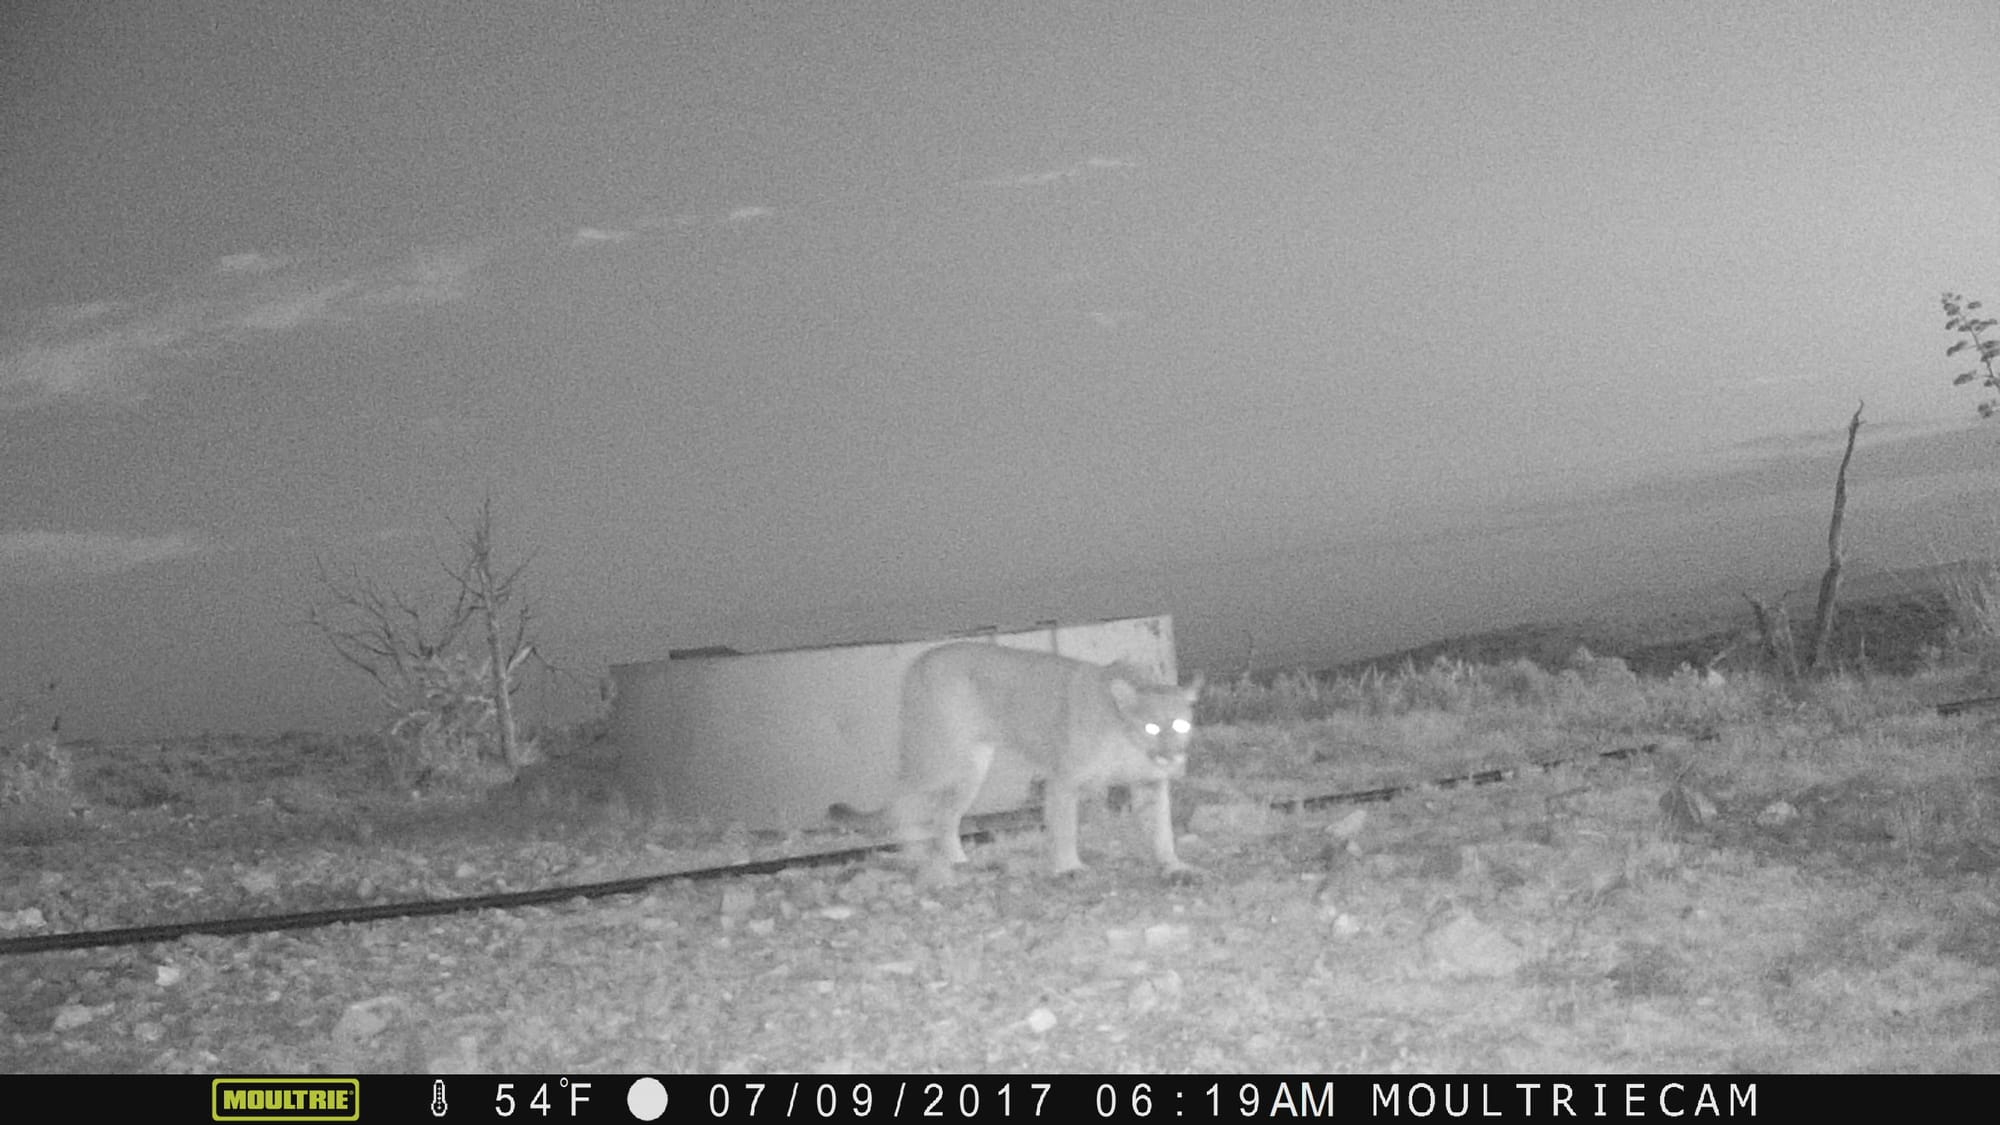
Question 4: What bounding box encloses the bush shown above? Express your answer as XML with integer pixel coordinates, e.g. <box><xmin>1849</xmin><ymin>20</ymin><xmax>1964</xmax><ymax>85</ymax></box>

<box><xmin>1</xmin><ymin>681</ymin><xmax>78</xmax><ymax>815</ymax></box>
<box><xmin>385</xmin><ymin>653</ymin><xmax>538</xmax><ymax>793</ymax></box>
<box><xmin>1940</xmin><ymin>561</ymin><xmax>2000</xmax><ymax>651</ymax></box>
<box><xmin>0</xmin><ymin>735</ymin><xmax>76</xmax><ymax>812</ymax></box>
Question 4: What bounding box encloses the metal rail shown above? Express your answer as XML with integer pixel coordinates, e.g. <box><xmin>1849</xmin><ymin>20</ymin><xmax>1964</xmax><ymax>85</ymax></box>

<box><xmin>0</xmin><ymin>740</ymin><xmax>1666</xmax><ymax>957</ymax></box>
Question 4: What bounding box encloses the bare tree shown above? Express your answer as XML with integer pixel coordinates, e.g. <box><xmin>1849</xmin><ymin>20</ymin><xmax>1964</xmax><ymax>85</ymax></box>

<box><xmin>305</xmin><ymin>558</ymin><xmax>475</xmax><ymax>707</ymax></box>
<box><xmin>1740</xmin><ymin>404</ymin><xmax>1865</xmax><ymax>678</ymax></box>
<box><xmin>443</xmin><ymin>491</ymin><xmax>538</xmax><ymax>770</ymax></box>
<box><xmin>1808</xmin><ymin>402</ymin><xmax>1863</xmax><ymax>671</ymax></box>
<box><xmin>305</xmin><ymin>492</ymin><xmax>545</xmax><ymax>778</ymax></box>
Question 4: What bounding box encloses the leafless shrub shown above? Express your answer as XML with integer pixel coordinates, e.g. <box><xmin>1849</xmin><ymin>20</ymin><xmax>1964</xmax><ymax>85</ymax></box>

<box><xmin>304</xmin><ymin>493</ymin><xmax>549</xmax><ymax>792</ymax></box>
<box><xmin>0</xmin><ymin>679</ymin><xmax>76</xmax><ymax>815</ymax></box>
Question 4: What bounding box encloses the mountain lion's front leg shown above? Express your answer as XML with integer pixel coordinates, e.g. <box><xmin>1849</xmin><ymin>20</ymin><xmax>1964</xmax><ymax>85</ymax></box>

<box><xmin>1044</xmin><ymin>782</ymin><xmax>1085</xmax><ymax>874</ymax></box>
<box><xmin>1145</xmin><ymin>778</ymin><xmax>1190</xmax><ymax>875</ymax></box>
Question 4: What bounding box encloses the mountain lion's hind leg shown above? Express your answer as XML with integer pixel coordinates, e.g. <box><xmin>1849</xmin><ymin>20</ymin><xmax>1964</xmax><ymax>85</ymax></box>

<box><xmin>931</xmin><ymin>741</ymin><xmax>993</xmax><ymax>864</ymax></box>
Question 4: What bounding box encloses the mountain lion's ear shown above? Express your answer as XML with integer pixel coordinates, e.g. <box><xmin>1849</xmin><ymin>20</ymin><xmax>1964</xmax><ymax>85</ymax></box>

<box><xmin>1185</xmin><ymin>672</ymin><xmax>1205</xmax><ymax>701</ymax></box>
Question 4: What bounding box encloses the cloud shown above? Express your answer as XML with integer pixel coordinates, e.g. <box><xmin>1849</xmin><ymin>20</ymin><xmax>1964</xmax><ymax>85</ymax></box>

<box><xmin>631</xmin><ymin>214</ymin><xmax>704</xmax><ymax>231</ymax></box>
<box><xmin>1735</xmin><ymin>371</ymin><xmax>1823</xmax><ymax>388</ymax></box>
<box><xmin>622</xmin><ymin>207</ymin><xmax>775</xmax><ymax>234</ymax></box>
<box><xmin>977</xmin><ymin>156</ymin><xmax>1139</xmax><ymax>187</ymax></box>
<box><xmin>1087</xmin><ymin>309</ymin><xmax>1142</xmax><ymax>329</ymax></box>
<box><xmin>236</xmin><ymin>282</ymin><xmax>360</xmax><ymax>332</ymax></box>
<box><xmin>569</xmin><ymin>208</ymin><xmax>772</xmax><ymax>250</ymax></box>
<box><xmin>0</xmin><ymin>531</ymin><xmax>205</xmax><ymax>586</ymax></box>
<box><xmin>5</xmin><ymin>199</ymin><xmax>779</xmax><ymax>412</ymax></box>
<box><xmin>356</xmin><ymin>248</ymin><xmax>483</xmax><ymax>308</ymax></box>
<box><xmin>0</xmin><ymin>246</ymin><xmax>482</xmax><ymax>412</ymax></box>
<box><xmin>570</xmin><ymin>227</ymin><xmax>635</xmax><ymax>247</ymax></box>
<box><xmin>215</xmin><ymin>252</ymin><xmax>292</xmax><ymax>275</ymax></box>
<box><xmin>986</xmin><ymin>169</ymin><xmax>1068</xmax><ymax>187</ymax></box>
<box><xmin>45</xmin><ymin>300</ymin><xmax>125</xmax><ymax>326</ymax></box>
<box><xmin>0</xmin><ymin>304</ymin><xmax>194</xmax><ymax>408</ymax></box>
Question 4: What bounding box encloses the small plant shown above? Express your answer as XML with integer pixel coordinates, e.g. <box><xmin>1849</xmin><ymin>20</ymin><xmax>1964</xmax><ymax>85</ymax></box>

<box><xmin>1647</xmin><ymin>663</ymin><xmax>1745</xmax><ymax>733</ymax></box>
<box><xmin>1943</xmin><ymin>292</ymin><xmax>2000</xmax><ymax>418</ymax></box>
<box><xmin>1941</xmin><ymin>561</ymin><xmax>2000</xmax><ymax>637</ymax></box>
<box><xmin>1743</xmin><ymin>595</ymin><xmax>1801</xmax><ymax>680</ymax></box>
<box><xmin>0</xmin><ymin>737</ymin><xmax>75</xmax><ymax>809</ymax></box>
<box><xmin>0</xmin><ymin>679</ymin><xmax>78</xmax><ymax>815</ymax></box>
<box><xmin>1939</xmin><ymin>561</ymin><xmax>2000</xmax><ymax>672</ymax></box>
<box><xmin>1198</xmin><ymin>669</ymin><xmax>1338</xmax><ymax>725</ymax></box>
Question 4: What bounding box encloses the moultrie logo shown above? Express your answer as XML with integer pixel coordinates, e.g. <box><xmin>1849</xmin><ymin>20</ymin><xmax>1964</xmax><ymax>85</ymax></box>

<box><xmin>211</xmin><ymin>1077</ymin><xmax>360</xmax><ymax>1122</ymax></box>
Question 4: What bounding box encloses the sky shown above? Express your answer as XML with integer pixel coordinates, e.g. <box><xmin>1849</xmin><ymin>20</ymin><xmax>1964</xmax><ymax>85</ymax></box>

<box><xmin>4</xmin><ymin>2</ymin><xmax>2000</xmax><ymax>740</ymax></box>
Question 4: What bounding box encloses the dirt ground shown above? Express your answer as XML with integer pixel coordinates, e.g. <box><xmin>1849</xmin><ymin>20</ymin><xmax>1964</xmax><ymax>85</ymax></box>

<box><xmin>2</xmin><ymin>689</ymin><xmax>1998</xmax><ymax>1074</ymax></box>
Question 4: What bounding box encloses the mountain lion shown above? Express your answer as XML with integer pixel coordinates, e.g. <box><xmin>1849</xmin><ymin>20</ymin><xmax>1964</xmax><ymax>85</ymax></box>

<box><xmin>833</xmin><ymin>641</ymin><xmax>1201</xmax><ymax>877</ymax></box>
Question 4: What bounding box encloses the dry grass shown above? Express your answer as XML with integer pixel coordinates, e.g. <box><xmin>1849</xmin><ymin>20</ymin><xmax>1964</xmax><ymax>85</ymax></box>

<box><xmin>4</xmin><ymin>633</ymin><xmax>1998</xmax><ymax>1073</ymax></box>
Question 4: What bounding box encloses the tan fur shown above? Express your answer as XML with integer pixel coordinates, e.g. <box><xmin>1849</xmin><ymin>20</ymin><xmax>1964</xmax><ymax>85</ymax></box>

<box><xmin>837</xmin><ymin>641</ymin><xmax>1201</xmax><ymax>876</ymax></box>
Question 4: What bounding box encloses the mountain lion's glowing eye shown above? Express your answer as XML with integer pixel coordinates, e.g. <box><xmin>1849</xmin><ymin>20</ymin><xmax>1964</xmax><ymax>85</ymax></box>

<box><xmin>1172</xmin><ymin>719</ymin><xmax>1192</xmax><ymax>734</ymax></box>
<box><xmin>1144</xmin><ymin>723</ymin><xmax>1161</xmax><ymax>736</ymax></box>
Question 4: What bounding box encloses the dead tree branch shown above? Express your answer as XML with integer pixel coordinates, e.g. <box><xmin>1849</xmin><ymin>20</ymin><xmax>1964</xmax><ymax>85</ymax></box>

<box><xmin>304</xmin><ymin>556</ymin><xmax>476</xmax><ymax>707</ymax></box>
<box><xmin>442</xmin><ymin>491</ymin><xmax>540</xmax><ymax>769</ymax></box>
<box><xmin>1808</xmin><ymin>402</ymin><xmax>1863</xmax><ymax>671</ymax></box>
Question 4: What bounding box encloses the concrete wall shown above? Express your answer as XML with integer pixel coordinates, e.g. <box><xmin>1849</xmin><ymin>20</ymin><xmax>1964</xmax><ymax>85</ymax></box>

<box><xmin>607</xmin><ymin>615</ymin><xmax>1178</xmax><ymax>829</ymax></box>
